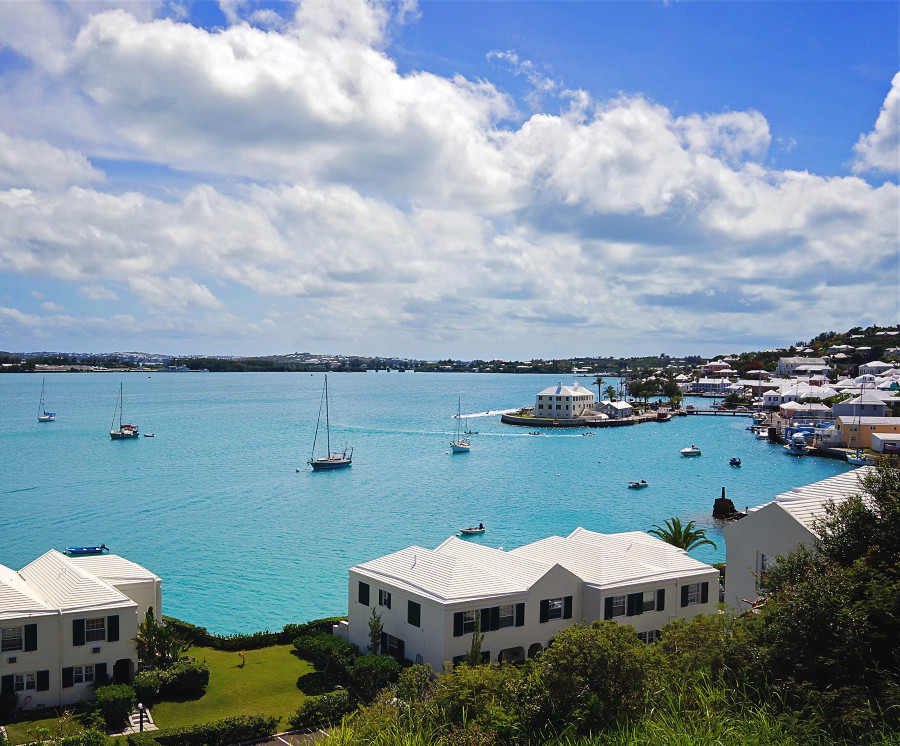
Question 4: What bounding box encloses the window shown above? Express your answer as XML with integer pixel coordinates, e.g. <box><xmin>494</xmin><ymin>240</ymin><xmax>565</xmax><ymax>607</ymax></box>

<box><xmin>637</xmin><ymin>630</ymin><xmax>659</xmax><ymax>644</ymax></box>
<box><xmin>407</xmin><ymin>600</ymin><xmax>421</xmax><ymax>627</ymax></box>
<box><xmin>610</xmin><ymin>595</ymin><xmax>626</xmax><ymax>618</ymax></box>
<box><xmin>498</xmin><ymin>604</ymin><xmax>515</xmax><ymax>629</ymax></box>
<box><xmin>14</xmin><ymin>673</ymin><xmax>36</xmax><ymax>692</ymax></box>
<box><xmin>73</xmin><ymin>665</ymin><xmax>94</xmax><ymax>684</ymax></box>
<box><xmin>462</xmin><ymin>610</ymin><xmax>477</xmax><ymax>634</ymax></box>
<box><xmin>642</xmin><ymin>591</ymin><xmax>656</xmax><ymax>613</ymax></box>
<box><xmin>546</xmin><ymin>597</ymin><xmax>563</xmax><ymax>620</ymax></box>
<box><xmin>378</xmin><ymin>589</ymin><xmax>392</xmax><ymax>609</ymax></box>
<box><xmin>85</xmin><ymin>618</ymin><xmax>105</xmax><ymax>643</ymax></box>
<box><xmin>358</xmin><ymin>581</ymin><xmax>370</xmax><ymax>606</ymax></box>
<box><xmin>383</xmin><ymin>634</ymin><xmax>403</xmax><ymax>657</ymax></box>
<box><xmin>685</xmin><ymin>583</ymin><xmax>700</xmax><ymax>605</ymax></box>
<box><xmin>1</xmin><ymin>627</ymin><xmax>22</xmax><ymax>653</ymax></box>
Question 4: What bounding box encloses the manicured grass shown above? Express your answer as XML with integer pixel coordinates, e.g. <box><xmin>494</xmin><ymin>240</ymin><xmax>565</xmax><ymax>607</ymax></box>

<box><xmin>2</xmin><ymin>710</ymin><xmax>87</xmax><ymax>745</ymax></box>
<box><xmin>149</xmin><ymin>644</ymin><xmax>323</xmax><ymax>731</ymax></box>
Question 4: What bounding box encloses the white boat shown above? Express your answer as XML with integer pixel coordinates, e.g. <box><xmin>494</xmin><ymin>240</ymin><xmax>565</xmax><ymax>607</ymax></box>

<box><xmin>109</xmin><ymin>383</ymin><xmax>139</xmax><ymax>439</ymax></box>
<box><xmin>846</xmin><ymin>450</ymin><xmax>875</xmax><ymax>466</ymax></box>
<box><xmin>450</xmin><ymin>398</ymin><xmax>471</xmax><ymax>453</ymax></box>
<box><xmin>459</xmin><ymin>524</ymin><xmax>484</xmax><ymax>535</ymax></box>
<box><xmin>308</xmin><ymin>375</ymin><xmax>352</xmax><ymax>470</ymax></box>
<box><xmin>680</xmin><ymin>445</ymin><xmax>701</xmax><ymax>457</ymax></box>
<box><xmin>628</xmin><ymin>480</ymin><xmax>648</xmax><ymax>489</ymax></box>
<box><xmin>783</xmin><ymin>433</ymin><xmax>808</xmax><ymax>456</ymax></box>
<box><xmin>37</xmin><ymin>377</ymin><xmax>55</xmax><ymax>422</ymax></box>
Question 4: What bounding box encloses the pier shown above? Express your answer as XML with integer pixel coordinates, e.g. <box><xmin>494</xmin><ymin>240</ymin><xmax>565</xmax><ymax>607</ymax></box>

<box><xmin>685</xmin><ymin>409</ymin><xmax>754</xmax><ymax>417</ymax></box>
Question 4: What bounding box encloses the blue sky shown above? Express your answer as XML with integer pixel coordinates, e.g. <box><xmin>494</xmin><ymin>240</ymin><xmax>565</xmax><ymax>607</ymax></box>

<box><xmin>0</xmin><ymin>0</ymin><xmax>896</xmax><ymax>359</ymax></box>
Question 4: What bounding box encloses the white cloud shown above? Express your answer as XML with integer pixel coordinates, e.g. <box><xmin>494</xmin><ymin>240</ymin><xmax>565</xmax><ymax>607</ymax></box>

<box><xmin>40</xmin><ymin>301</ymin><xmax>64</xmax><ymax>312</ymax></box>
<box><xmin>80</xmin><ymin>284</ymin><xmax>119</xmax><ymax>301</ymax></box>
<box><xmin>0</xmin><ymin>131</ymin><xmax>103</xmax><ymax>190</ymax></box>
<box><xmin>852</xmin><ymin>71</ymin><xmax>900</xmax><ymax>174</ymax></box>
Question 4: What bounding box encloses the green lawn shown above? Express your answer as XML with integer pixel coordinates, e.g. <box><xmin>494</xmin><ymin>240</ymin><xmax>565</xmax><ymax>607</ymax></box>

<box><xmin>149</xmin><ymin>644</ymin><xmax>325</xmax><ymax>731</ymax></box>
<box><xmin>2</xmin><ymin>710</ymin><xmax>85</xmax><ymax>745</ymax></box>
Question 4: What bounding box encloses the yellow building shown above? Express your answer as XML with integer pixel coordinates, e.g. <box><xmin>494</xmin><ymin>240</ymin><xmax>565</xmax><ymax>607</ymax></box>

<box><xmin>835</xmin><ymin>416</ymin><xmax>900</xmax><ymax>449</ymax></box>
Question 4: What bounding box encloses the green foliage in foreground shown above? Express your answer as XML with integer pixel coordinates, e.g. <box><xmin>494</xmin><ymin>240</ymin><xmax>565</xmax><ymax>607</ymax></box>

<box><xmin>126</xmin><ymin>714</ymin><xmax>278</xmax><ymax>746</ymax></box>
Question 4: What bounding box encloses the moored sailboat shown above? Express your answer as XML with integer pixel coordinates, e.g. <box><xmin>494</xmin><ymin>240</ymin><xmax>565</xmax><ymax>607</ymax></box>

<box><xmin>37</xmin><ymin>377</ymin><xmax>55</xmax><ymax>422</ymax></box>
<box><xmin>109</xmin><ymin>382</ymin><xmax>139</xmax><ymax>439</ymax></box>
<box><xmin>308</xmin><ymin>375</ymin><xmax>352</xmax><ymax>470</ymax></box>
<box><xmin>450</xmin><ymin>398</ymin><xmax>471</xmax><ymax>453</ymax></box>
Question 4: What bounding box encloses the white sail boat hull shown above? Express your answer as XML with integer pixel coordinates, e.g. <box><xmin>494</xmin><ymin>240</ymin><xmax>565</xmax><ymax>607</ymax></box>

<box><xmin>308</xmin><ymin>375</ymin><xmax>352</xmax><ymax>470</ymax></box>
<box><xmin>37</xmin><ymin>377</ymin><xmax>55</xmax><ymax>422</ymax></box>
<box><xmin>110</xmin><ymin>382</ymin><xmax>139</xmax><ymax>439</ymax></box>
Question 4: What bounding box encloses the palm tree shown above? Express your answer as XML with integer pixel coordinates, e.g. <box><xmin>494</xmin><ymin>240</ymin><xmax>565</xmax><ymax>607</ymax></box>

<box><xmin>604</xmin><ymin>385</ymin><xmax>617</xmax><ymax>401</ymax></box>
<box><xmin>648</xmin><ymin>517</ymin><xmax>717</xmax><ymax>552</ymax></box>
<box><xmin>593</xmin><ymin>376</ymin><xmax>604</xmax><ymax>403</ymax></box>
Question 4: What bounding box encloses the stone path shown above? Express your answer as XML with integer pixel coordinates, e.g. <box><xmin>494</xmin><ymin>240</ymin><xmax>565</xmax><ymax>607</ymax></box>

<box><xmin>107</xmin><ymin>706</ymin><xmax>159</xmax><ymax>736</ymax></box>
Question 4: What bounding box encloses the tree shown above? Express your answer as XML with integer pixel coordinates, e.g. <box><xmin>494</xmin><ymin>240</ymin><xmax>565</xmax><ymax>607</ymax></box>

<box><xmin>604</xmin><ymin>385</ymin><xmax>617</xmax><ymax>401</ymax></box>
<box><xmin>593</xmin><ymin>375</ymin><xmax>604</xmax><ymax>402</ymax></box>
<box><xmin>135</xmin><ymin>608</ymin><xmax>191</xmax><ymax>669</ymax></box>
<box><xmin>648</xmin><ymin>517</ymin><xmax>717</xmax><ymax>552</ymax></box>
<box><xmin>465</xmin><ymin>611</ymin><xmax>485</xmax><ymax>666</ymax></box>
<box><xmin>367</xmin><ymin>607</ymin><xmax>383</xmax><ymax>655</ymax></box>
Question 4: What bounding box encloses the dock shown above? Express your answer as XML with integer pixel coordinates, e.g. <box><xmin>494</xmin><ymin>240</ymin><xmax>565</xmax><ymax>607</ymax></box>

<box><xmin>685</xmin><ymin>409</ymin><xmax>754</xmax><ymax>417</ymax></box>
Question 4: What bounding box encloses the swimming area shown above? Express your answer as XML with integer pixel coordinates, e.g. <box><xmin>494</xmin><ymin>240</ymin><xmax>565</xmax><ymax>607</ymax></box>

<box><xmin>0</xmin><ymin>372</ymin><xmax>854</xmax><ymax>633</ymax></box>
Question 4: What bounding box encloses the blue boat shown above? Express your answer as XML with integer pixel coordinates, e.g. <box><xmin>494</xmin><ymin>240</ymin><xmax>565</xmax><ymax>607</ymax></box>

<box><xmin>65</xmin><ymin>544</ymin><xmax>109</xmax><ymax>556</ymax></box>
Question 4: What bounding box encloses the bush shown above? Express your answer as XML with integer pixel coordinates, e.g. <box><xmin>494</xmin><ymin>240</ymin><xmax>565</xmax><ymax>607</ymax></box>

<box><xmin>60</xmin><ymin>730</ymin><xmax>107</xmax><ymax>746</ymax></box>
<box><xmin>348</xmin><ymin>654</ymin><xmax>402</xmax><ymax>701</ymax></box>
<box><xmin>127</xmin><ymin>714</ymin><xmax>279</xmax><ymax>746</ymax></box>
<box><xmin>293</xmin><ymin>633</ymin><xmax>354</xmax><ymax>679</ymax></box>
<box><xmin>92</xmin><ymin>683</ymin><xmax>136</xmax><ymax>726</ymax></box>
<box><xmin>160</xmin><ymin>616</ymin><xmax>346</xmax><ymax>651</ymax></box>
<box><xmin>133</xmin><ymin>659</ymin><xmax>210</xmax><ymax>703</ymax></box>
<box><xmin>288</xmin><ymin>689</ymin><xmax>356</xmax><ymax>730</ymax></box>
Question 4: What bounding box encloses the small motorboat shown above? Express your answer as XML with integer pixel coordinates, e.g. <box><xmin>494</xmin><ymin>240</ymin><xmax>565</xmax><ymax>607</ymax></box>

<box><xmin>628</xmin><ymin>480</ymin><xmax>648</xmax><ymax>489</ymax></box>
<box><xmin>729</xmin><ymin>458</ymin><xmax>741</xmax><ymax>467</ymax></box>
<box><xmin>846</xmin><ymin>450</ymin><xmax>875</xmax><ymax>466</ymax></box>
<box><xmin>459</xmin><ymin>524</ymin><xmax>485</xmax><ymax>535</ymax></box>
<box><xmin>65</xmin><ymin>544</ymin><xmax>109</xmax><ymax>556</ymax></box>
<box><xmin>680</xmin><ymin>445</ymin><xmax>702</xmax><ymax>457</ymax></box>
<box><xmin>464</xmin><ymin>430</ymin><xmax>478</xmax><ymax>435</ymax></box>
<box><xmin>143</xmin><ymin>433</ymin><xmax>155</xmax><ymax>437</ymax></box>
<box><xmin>528</xmin><ymin>431</ymin><xmax>543</xmax><ymax>436</ymax></box>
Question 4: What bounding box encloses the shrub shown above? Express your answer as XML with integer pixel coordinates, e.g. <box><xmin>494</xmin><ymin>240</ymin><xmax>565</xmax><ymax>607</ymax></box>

<box><xmin>160</xmin><ymin>615</ymin><xmax>346</xmax><ymax>651</ymax></box>
<box><xmin>60</xmin><ymin>730</ymin><xmax>107</xmax><ymax>746</ymax></box>
<box><xmin>127</xmin><ymin>714</ymin><xmax>279</xmax><ymax>746</ymax></box>
<box><xmin>92</xmin><ymin>683</ymin><xmax>136</xmax><ymax>726</ymax></box>
<box><xmin>133</xmin><ymin>659</ymin><xmax>210</xmax><ymax>703</ymax></box>
<box><xmin>348</xmin><ymin>654</ymin><xmax>402</xmax><ymax>701</ymax></box>
<box><xmin>293</xmin><ymin>633</ymin><xmax>354</xmax><ymax>679</ymax></box>
<box><xmin>288</xmin><ymin>689</ymin><xmax>356</xmax><ymax>730</ymax></box>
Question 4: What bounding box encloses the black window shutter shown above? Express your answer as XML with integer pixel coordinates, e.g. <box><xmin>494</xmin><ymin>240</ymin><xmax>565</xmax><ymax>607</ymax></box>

<box><xmin>1</xmin><ymin>675</ymin><xmax>13</xmax><ymax>696</ymax></box>
<box><xmin>358</xmin><ymin>582</ymin><xmax>370</xmax><ymax>606</ymax></box>
<box><xmin>73</xmin><ymin>618</ymin><xmax>85</xmax><ymax>646</ymax></box>
<box><xmin>626</xmin><ymin>593</ymin><xmax>637</xmax><ymax>616</ymax></box>
<box><xmin>453</xmin><ymin>611</ymin><xmax>464</xmax><ymax>637</ymax></box>
<box><xmin>386</xmin><ymin>593</ymin><xmax>391</xmax><ymax>610</ymax></box>
<box><xmin>563</xmin><ymin>596</ymin><xmax>573</xmax><ymax>619</ymax></box>
<box><xmin>408</xmin><ymin>601</ymin><xmax>421</xmax><ymax>628</ymax></box>
<box><xmin>62</xmin><ymin>667</ymin><xmax>74</xmax><ymax>688</ymax></box>
<box><xmin>95</xmin><ymin>662</ymin><xmax>107</xmax><ymax>681</ymax></box>
<box><xmin>490</xmin><ymin>606</ymin><xmax>500</xmax><ymax>631</ymax></box>
<box><xmin>479</xmin><ymin>609</ymin><xmax>490</xmax><ymax>633</ymax></box>
<box><xmin>700</xmin><ymin>582</ymin><xmax>709</xmax><ymax>604</ymax></box>
<box><xmin>681</xmin><ymin>585</ymin><xmax>690</xmax><ymax>607</ymax></box>
<box><xmin>36</xmin><ymin>670</ymin><xmax>49</xmax><ymax>691</ymax></box>
<box><xmin>604</xmin><ymin>596</ymin><xmax>613</xmax><ymax>620</ymax></box>
<box><xmin>656</xmin><ymin>589</ymin><xmax>665</xmax><ymax>612</ymax></box>
<box><xmin>380</xmin><ymin>632</ymin><xmax>387</xmax><ymax>655</ymax></box>
<box><xmin>515</xmin><ymin>602</ymin><xmax>525</xmax><ymax>627</ymax></box>
<box><xmin>539</xmin><ymin>599</ymin><xmax>549</xmax><ymax>623</ymax></box>
<box><xmin>397</xmin><ymin>639</ymin><xmax>405</xmax><ymax>661</ymax></box>
<box><xmin>24</xmin><ymin>623</ymin><xmax>37</xmax><ymax>651</ymax></box>
<box><xmin>107</xmin><ymin>615</ymin><xmax>119</xmax><ymax>642</ymax></box>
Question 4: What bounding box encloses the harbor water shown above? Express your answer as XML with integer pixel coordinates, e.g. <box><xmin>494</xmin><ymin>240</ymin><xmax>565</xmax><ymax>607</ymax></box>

<box><xmin>0</xmin><ymin>372</ymin><xmax>853</xmax><ymax>633</ymax></box>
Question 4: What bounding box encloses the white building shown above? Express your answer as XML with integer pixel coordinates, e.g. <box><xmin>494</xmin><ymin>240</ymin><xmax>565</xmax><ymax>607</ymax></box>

<box><xmin>775</xmin><ymin>357</ymin><xmax>831</xmax><ymax>377</ymax></box>
<box><xmin>344</xmin><ymin>529</ymin><xmax>719</xmax><ymax>670</ymax></box>
<box><xmin>598</xmin><ymin>400</ymin><xmax>633</xmax><ymax>419</ymax></box>
<box><xmin>722</xmin><ymin>468</ymin><xmax>868</xmax><ymax>611</ymax></box>
<box><xmin>0</xmin><ymin>551</ymin><xmax>161</xmax><ymax>711</ymax></box>
<box><xmin>534</xmin><ymin>382</ymin><xmax>596</xmax><ymax>419</ymax></box>
<box><xmin>832</xmin><ymin>391</ymin><xmax>889</xmax><ymax>420</ymax></box>
<box><xmin>859</xmin><ymin>360</ymin><xmax>893</xmax><ymax>376</ymax></box>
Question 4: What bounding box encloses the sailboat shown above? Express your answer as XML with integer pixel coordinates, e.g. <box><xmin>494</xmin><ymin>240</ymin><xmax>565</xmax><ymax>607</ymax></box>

<box><xmin>308</xmin><ymin>375</ymin><xmax>352</xmax><ymax>470</ymax></box>
<box><xmin>37</xmin><ymin>378</ymin><xmax>55</xmax><ymax>422</ymax></box>
<box><xmin>450</xmin><ymin>398</ymin><xmax>471</xmax><ymax>453</ymax></box>
<box><xmin>109</xmin><ymin>382</ymin><xmax>139</xmax><ymax>439</ymax></box>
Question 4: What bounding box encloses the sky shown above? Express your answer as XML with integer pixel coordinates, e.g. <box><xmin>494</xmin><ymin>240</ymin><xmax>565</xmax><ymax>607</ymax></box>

<box><xmin>0</xmin><ymin>0</ymin><xmax>897</xmax><ymax>360</ymax></box>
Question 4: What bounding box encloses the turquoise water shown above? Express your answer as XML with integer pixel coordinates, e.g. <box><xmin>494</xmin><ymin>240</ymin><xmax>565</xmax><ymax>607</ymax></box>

<box><xmin>0</xmin><ymin>372</ymin><xmax>852</xmax><ymax>633</ymax></box>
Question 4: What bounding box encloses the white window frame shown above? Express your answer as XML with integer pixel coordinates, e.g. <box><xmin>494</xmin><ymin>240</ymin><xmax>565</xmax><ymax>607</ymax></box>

<box><xmin>85</xmin><ymin>617</ymin><xmax>106</xmax><ymax>643</ymax></box>
<box><xmin>547</xmin><ymin>597</ymin><xmax>563</xmax><ymax>620</ymax></box>
<box><xmin>1</xmin><ymin>626</ymin><xmax>23</xmax><ymax>652</ymax></box>
<box><xmin>462</xmin><ymin>610</ymin><xmax>477</xmax><ymax>634</ymax></box>
<box><xmin>14</xmin><ymin>672</ymin><xmax>36</xmax><ymax>692</ymax></box>
<box><xmin>610</xmin><ymin>595</ymin><xmax>626</xmax><ymax>618</ymax></box>
<box><xmin>641</xmin><ymin>591</ymin><xmax>656</xmax><ymax>613</ymax></box>
<box><xmin>498</xmin><ymin>604</ymin><xmax>515</xmax><ymax>629</ymax></box>
<box><xmin>73</xmin><ymin>665</ymin><xmax>95</xmax><ymax>684</ymax></box>
<box><xmin>686</xmin><ymin>583</ymin><xmax>701</xmax><ymax>605</ymax></box>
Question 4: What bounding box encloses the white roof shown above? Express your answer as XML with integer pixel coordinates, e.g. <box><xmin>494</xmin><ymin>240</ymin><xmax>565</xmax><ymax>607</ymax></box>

<box><xmin>0</xmin><ymin>565</ymin><xmax>56</xmax><ymax>621</ymax></box>
<box><xmin>510</xmin><ymin>528</ymin><xmax>714</xmax><ymax>588</ymax></box>
<box><xmin>836</xmin><ymin>416</ymin><xmax>900</xmax><ymax>426</ymax></box>
<box><xmin>843</xmin><ymin>391</ymin><xmax>890</xmax><ymax>406</ymax></box>
<box><xmin>67</xmin><ymin>554</ymin><xmax>161</xmax><ymax>585</ymax></box>
<box><xmin>18</xmin><ymin>550</ymin><xmax>137</xmax><ymax>613</ymax></box>
<box><xmin>537</xmin><ymin>382</ymin><xmax>594</xmax><ymax>397</ymax></box>
<box><xmin>748</xmin><ymin>467</ymin><xmax>871</xmax><ymax>532</ymax></box>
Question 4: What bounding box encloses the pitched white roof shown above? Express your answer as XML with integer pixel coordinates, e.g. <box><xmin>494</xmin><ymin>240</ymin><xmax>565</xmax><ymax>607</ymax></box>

<box><xmin>510</xmin><ymin>528</ymin><xmax>714</xmax><ymax>588</ymax></box>
<box><xmin>67</xmin><ymin>554</ymin><xmax>161</xmax><ymax>585</ymax></box>
<box><xmin>351</xmin><ymin>544</ymin><xmax>538</xmax><ymax>604</ymax></box>
<box><xmin>0</xmin><ymin>565</ymin><xmax>55</xmax><ymax>621</ymax></box>
<box><xmin>537</xmin><ymin>382</ymin><xmax>594</xmax><ymax>397</ymax></box>
<box><xmin>748</xmin><ymin>467</ymin><xmax>871</xmax><ymax>532</ymax></box>
<box><xmin>18</xmin><ymin>551</ymin><xmax>137</xmax><ymax>613</ymax></box>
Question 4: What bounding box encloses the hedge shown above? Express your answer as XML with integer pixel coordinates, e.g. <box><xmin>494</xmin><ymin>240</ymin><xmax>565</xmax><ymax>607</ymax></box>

<box><xmin>92</xmin><ymin>683</ymin><xmax>136</xmax><ymax>727</ymax></box>
<box><xmin>133</xmin><ymin>658</ymin><xmax>210</xmax><ymax>703</ymax></box>
<box><xmin>288</xmin><ymin>690</ymin><xmax>356</xmax><ymax>730</ymax></box>
<box><xmin>126</xmin><ymin>714</ymin><xmax>279</xmax><ymax>746</ymax></box>
<box><xmin>161</xmin><ymin>616</ymin><xmax>346</xmax><ymax>651</ymax></box>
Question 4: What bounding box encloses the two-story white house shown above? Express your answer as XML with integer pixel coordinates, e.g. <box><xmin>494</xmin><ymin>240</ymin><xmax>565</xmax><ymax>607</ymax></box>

<box><xmin>0</xmin><ymin>551</ymin><xmax>161</xmax><ymax>711</ymax></box>
<box><xmin>534</xmin><ymin>382</ymin><xmax>596</xmax><ymax>420</ymax></box>
<box><xmin>343</xmin><ymin>528</ymin><xmax>719</xmax><ymax>670</ymax></box>
<box><xmin>722</xmin><ymin>468</ymin><xmax>868</xmax><ymax>611</ymax></box>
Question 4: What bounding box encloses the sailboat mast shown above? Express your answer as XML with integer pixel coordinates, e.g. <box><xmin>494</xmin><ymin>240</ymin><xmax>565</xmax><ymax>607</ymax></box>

<box><xmin>119</xmin><ymin>383</ymin><xmax>124</xmax><ymax>429</ymax></box>
<box><xmin>325</xmin><ymin>375</ymin><xmax>331</xmax><ymax>455</ymax></box>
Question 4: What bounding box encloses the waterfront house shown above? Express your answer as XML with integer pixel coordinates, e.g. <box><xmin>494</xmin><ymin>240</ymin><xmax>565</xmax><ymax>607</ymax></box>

<box><xmin>534</xmin><ymin>382</ymin><xmax>596</xmax><ymax>419</ymax></box>
<box><xmin>722</xmin><ymin>468</ymin><xmax>869</xmax><ymax>611</ymax></box>
<box><xmin>835</xmin><ymin>416</ymin><xmax>900</xmax><ymax>450</ymax></box>
<box><xmin>598</xmin><ymin>400</ymin><xmax>633</xmax><ymax>419</ymax></box>
<box><xmin>0</xmin><ymin>551</ymin><xmax>160</xmax><ymax>711</ymax></box>
<box><xmin>343</xmin><ymin>529</ymin><xmax>719</xmax><ymax>670</ymax></box>
<box><xmin>832</xmin><ymin>392</ymin><xmax>889</xmax><ymax>420</ymax></box>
